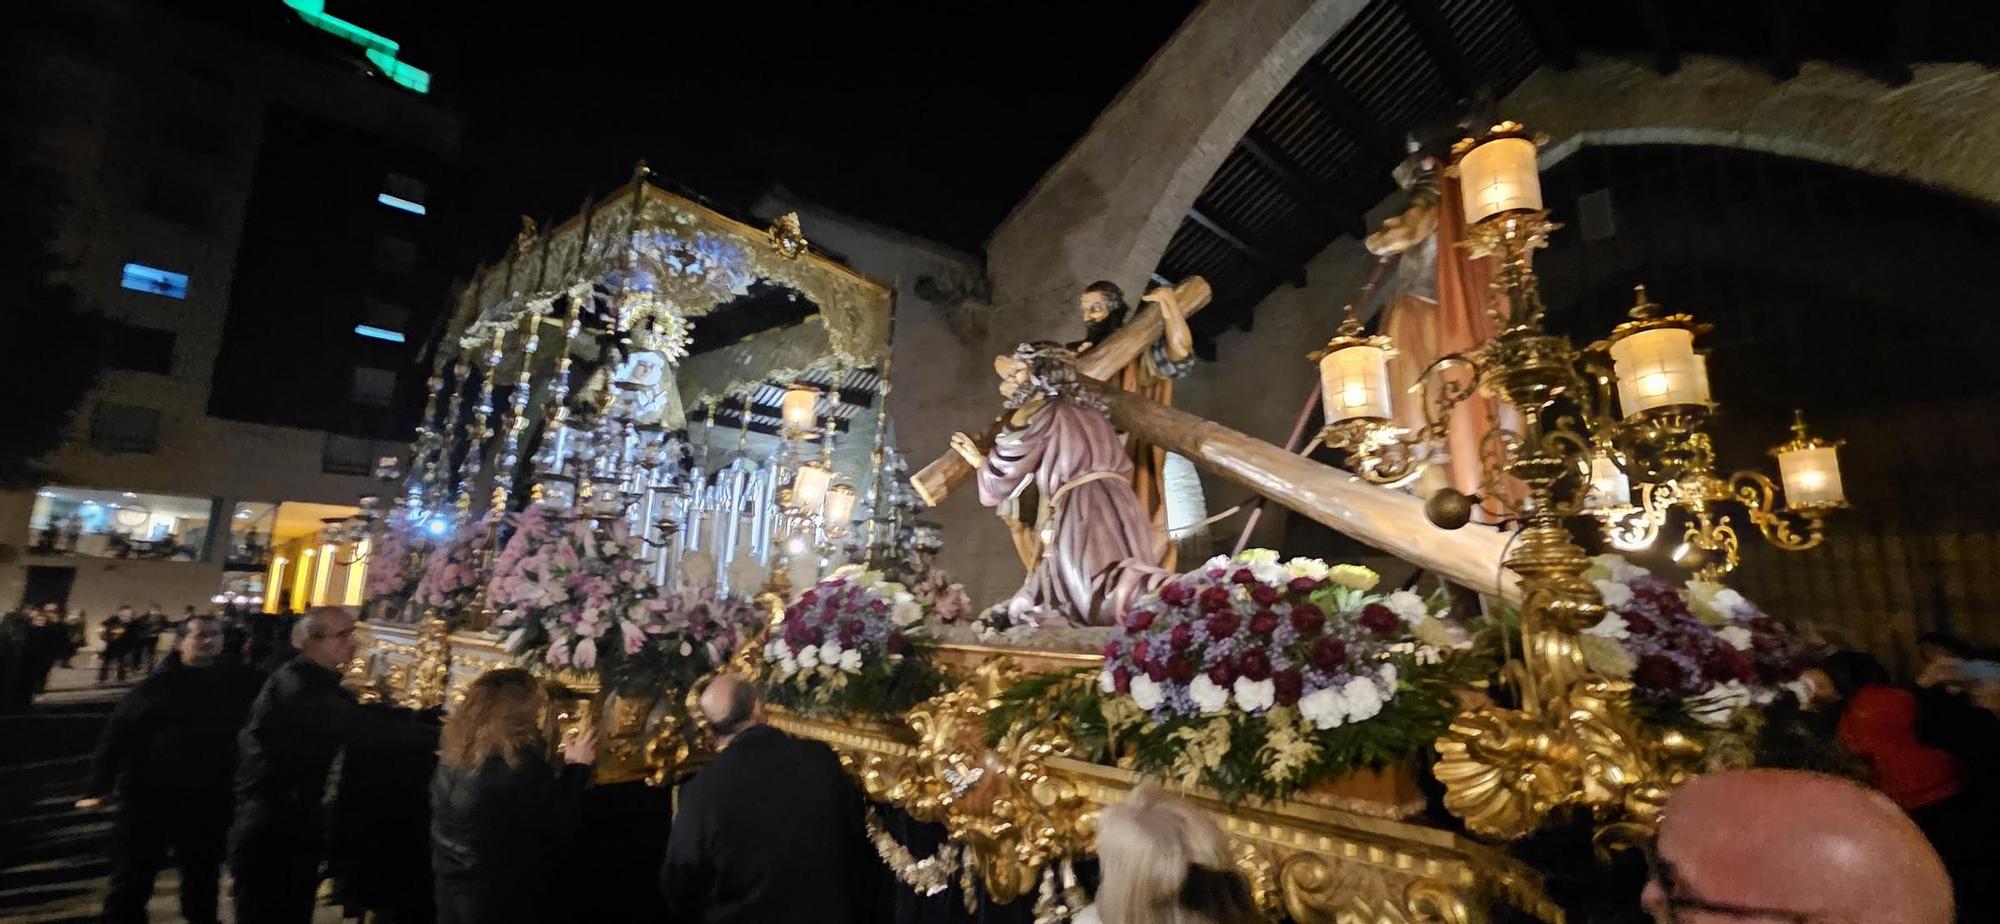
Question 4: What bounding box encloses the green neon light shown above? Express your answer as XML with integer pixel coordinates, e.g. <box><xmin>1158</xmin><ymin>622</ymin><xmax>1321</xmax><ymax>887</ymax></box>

<box><xmin>282</xmin><ymin>0</ymin><xmax>431</xmax><ymax>94</ymax></box>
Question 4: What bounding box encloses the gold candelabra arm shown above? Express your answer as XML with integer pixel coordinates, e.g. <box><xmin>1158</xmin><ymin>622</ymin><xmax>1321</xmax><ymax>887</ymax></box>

<box><xmin>1728</xmin><ymin>469</ymin><xmax>1826</xmax><ymax>553</ymax></box>
<box><xmin>1679</xmin><ymin>508</ymin><xmax>1742</xmax><ymax>581</ymax></box>
<box><xmin>1602</xmin><ymin>480</ymin><xmax>1679</xmax><ymax>552</ymax></box>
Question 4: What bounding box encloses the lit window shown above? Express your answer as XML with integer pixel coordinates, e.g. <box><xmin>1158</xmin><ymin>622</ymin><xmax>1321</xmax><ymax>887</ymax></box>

<box><xmin>377</xmin><ymin>193</ymin><xmax>425</xmax><ymax>215</ymax></box>
<box><xmin>121</xmin><ymin>263</ymin><xmax>189</xmax><ymax>299</ymax></box>
<box><xmin>354</xmin><ymin>324</ymin><xmax>405</xmax><ymax>343</ymax></box>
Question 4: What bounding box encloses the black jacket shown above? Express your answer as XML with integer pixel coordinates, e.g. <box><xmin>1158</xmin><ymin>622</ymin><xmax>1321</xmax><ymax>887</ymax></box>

<box><xmin>87</xmin><ymin>660</ymin><xmax>266</xmax><ymax>808</ymax></box>
<box><xmin>658</xmin><ymin>724</ymin><xmax>875</xmax><ymax>924</ymax></box>
<box><xmin>429</xmin><ymin>747</ymin><xmax>591</xmax><ymax>923</ymax></box>
<box><xmin>231</xmin><ymin>656</ymin><xmax>438</xmax><ymax>845</ymax></box>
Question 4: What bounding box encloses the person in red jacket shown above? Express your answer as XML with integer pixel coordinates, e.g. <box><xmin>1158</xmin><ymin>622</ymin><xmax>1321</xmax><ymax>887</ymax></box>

<box><xmin>1838</xmin><ymin>684</ymin><xmax>1961</xmax><ymax>810</ymax></box>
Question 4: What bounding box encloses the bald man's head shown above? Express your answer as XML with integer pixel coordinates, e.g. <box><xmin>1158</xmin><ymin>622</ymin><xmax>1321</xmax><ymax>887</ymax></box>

<box><xmin>699</xmin><ymin>673</ymin><xmax>763</xmax><ymax>743</ymax></box>
<box><xmin>1644</xmin><ymin>770</ymin><xmax>1952</xmax><ymax>924</ymax></box>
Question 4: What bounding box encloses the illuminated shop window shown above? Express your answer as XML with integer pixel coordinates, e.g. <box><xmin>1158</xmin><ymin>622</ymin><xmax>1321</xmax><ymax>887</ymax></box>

<box><xmin>28</xmin><ymin>486</ymin><xmax>215</xmax><ymax>562</ymax></box>
<box><xmin>120</xmin><ymin>263</ymin><xmax>189</xmax><ymax>299</ymax></box>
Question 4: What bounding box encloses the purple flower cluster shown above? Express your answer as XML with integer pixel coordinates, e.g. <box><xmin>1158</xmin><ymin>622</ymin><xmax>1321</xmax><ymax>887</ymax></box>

<box><xmin>1102</xmin><ymin>558</ymin><xmax>1407</xmax><ymax>722</ymax></box>
<box><xmin>1612</xmin><ymin>576</ymin><xmax>1744</xmax><ymax>697</ymax></box>
<box><xmin>773</xmin><ymin>575</ymin><xmax>913</xmax><ymax>665</ymax></box>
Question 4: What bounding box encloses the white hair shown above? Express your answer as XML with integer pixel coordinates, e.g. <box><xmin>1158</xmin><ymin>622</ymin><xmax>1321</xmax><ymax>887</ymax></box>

<box><xmin>1093</xmin><ymin>784</ymin><xmax>1257</xmax><ymax>924</ymax></box>
<box><xmin>292</xmin><ymin>607</ymin><xmax>353</xmax><ymax>647</ymax></box>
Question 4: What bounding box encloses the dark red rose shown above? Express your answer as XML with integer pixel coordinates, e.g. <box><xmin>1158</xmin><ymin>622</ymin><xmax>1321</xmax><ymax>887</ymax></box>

<box><xmin>1624</xmin><ymin>613</ymin><xmax>1657</xmax><ymax>635</ymax></box>
<box><xmin>887</xmin><ymin>632</ymin><xmax>909</xmax><ymax>655</ymax></box>
<box><xmin>1249</xmin><ymin>611</ymin><xmax>1279</xmax><ymax>636</ymax></box>
<box><xmin>1205</xmin><ymin>568</ymin><xmax>1226</xmax><ymax>580</ymax></box>
<box><xmin>1232</xmin><ymin>568</ymin><xmax>1257</xmax><ymax>585</ymax></box>
<box><xmin>1710</xmin><ymin>647</ymin><xmax>1757</xmax><ymax>685</ymax></box>
<box><xmin>1288</xmin><ymin>576</ymin><xmax>1320</xmax><ymax>594</ymax></box>
<box><xmin>1359</xmin><ymin>603</ymin><xmax>1400</xmax><ymax>636</ymax></box>
<box><xmin>1159</xmin><ymin>582</ymin><xmax>1193</xmax><ymax>606</ymax></box>
<box><xmin>1125</xmin><ymin>609</ymin><xmax>1156</xmax><ymax>632</ymax></box>
<box><xmin>1170</xmin><ymin>624</ymin><xmax>1194</xmax><ymax>651</ymax></box>
<box><xmin>1199</xmin><ymin>586</ymin><xmax>1232</xmax><ymax>612</ymax></box>
<box><xmin>1250</xmin><ymin>584</ymin><xmax>1278</xmax><ymax>606</ymax></box>
<box><xmin>1102</xmin><ymin>640</ymin><xmax>1122</xmax><ymax>661</ymax></box>
<box><xmin>1207</xmin><ymin>659</ymin><xmax>1237</xmax><ymax>687</ymax></box>
<box><xmin>1272</xmin><ymin>669</ymin><xmax>1304</xmax><ymax>706</ymax></box>
<box><xmin>801</xmin><ymin>590</ymin><xmax>818</xmax><ymax>606</ymax></box>
<box><xmin>1236</xmin><ymin>649</ymin><xmax>1272</xmax><ymax>682</ymax></box>
<box><xmin>1308</xmin><ymin>636</ymin><xmax>1347</xmax><ymax>672</ymax></box>
<box><xmin>820</xmin><ymin>607</ymin><xmax>838</xmax><ymax>625</ymax></box>
<box><xmin>803</xmin><ymin>625</ymin><xmax>825</xmax><ymax>645</ymax></box>
<box><xmin>1112</xmin><ymin>666</ymin><xmax>1132</xmax><ymax>693</ymax></box>
<box><xmin>840</xmin><ymin>618</ymin><xmax>865</xmax><ymax>643</ymax></box>
<box><xmin>1205</xmin><ymin>612</ymin><xmax>1240</xmax><ymax>640</ymax></box>
<box><xmin>1146</xmin><ymin>660</ymin><xmax>1170</xmax><ymax>683</ymax></box>
<box><xmin>1168</xmin><ymin>654</ymin><xmax>1196</xmax><ymax>684</ymax></box>
<box><xmin>868</xmin><ymin>599</ymin><xmax>887</xmax><ymax>614</ymax></box>
<box><xmin>1132</xmin><ymin>640</ymin><xmax>1151</xmax><ymax>666</ymax></box>
<box><xmin>1289</xmin><ymin>603</ymin><xmax>1326</xmax><ymax>635</ymax></box>
<box><xmin>1634</xmin><ymin>654</ymin><xmax>1682</xmax><ymax>690</ymax></box>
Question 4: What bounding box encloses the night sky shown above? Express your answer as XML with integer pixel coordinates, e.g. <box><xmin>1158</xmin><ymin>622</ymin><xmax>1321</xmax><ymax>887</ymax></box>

<box><xmin>416</xmin><ymin>2</ymin><xmax>1200</xmax><ymax>260</ymax></box>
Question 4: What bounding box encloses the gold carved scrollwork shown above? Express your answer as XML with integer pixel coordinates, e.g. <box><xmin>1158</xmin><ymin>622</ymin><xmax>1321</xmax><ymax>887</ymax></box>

<box><xmin>1435</xmin><ymin>676</ymin><xmax>1705</xmax><ymax>841</ymax></box>
<box><xmin>396</xmin><ymin>615</ymin><xmax>453</xmax><ymax>710</ymax></box>
<box><xmin>900</xmin><ymin>658</ymin><xmax>1094</xmax><ymax>905</ymax></box>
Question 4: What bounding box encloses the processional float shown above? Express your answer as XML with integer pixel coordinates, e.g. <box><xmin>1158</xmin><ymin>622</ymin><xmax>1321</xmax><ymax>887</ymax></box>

<box><xmin>349</xmin><ymin>120</ymin><xmax>1847</xmax><ymax>924</ymax></box>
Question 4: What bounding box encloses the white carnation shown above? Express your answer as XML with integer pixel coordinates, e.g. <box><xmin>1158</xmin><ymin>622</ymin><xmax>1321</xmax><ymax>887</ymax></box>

<box><xmin>838</xmin><ymin>649</ymin><xmax>864</xmax><ymax>673</ymax></box>
<box><xmin>1583</xmin><ymin>611</ymin><xmax>1632</xmax><ymax>641</ymax></box>
<box><xmin>1717</xmin><ymin>625</ymin><xmax>1754</xmax><ymax>651</ymax></box>
<box><xmin>1285</xmin><ymin>557</ymin><xmax>1330</xmax><ymax>581</ymax></box>
<box><xmin>1231</xmin><ymin>676</ymin><xmax>1276</xmax><ymax>713</ymax></box>
<box><xmin>1249</xmin><ymin>561</ymin><xmax>1288</xmax><ymax>586</ymax></box>
<box><xmin>1299</xmin><ymin>687</ymin><xmax>1349</xmax><ymax>730</ymax></box>
<box><xmin>1099</xmin><ymin>669</ymin><xmax>1118</xmax><ymax>694</ymax></box>
<box><xmin>891</xmin><ymin>598</ymin><xmax>924</xmax><ymax>627</ymax></box>
<box><xmin>797</xmin><ymin>644</ymin><xmax>820</xmax><ymax>669</ymax></box>
<box><xmin>1586</xmin><ymin>554</ymin><xmax>1650</xmax><ymax>583</ymax></box>
<box><xmin>1342</xmin><ymin>676</ymin><xmax>1385</xmax><ymax>722</ymax></box>
<box><xmin>1384</xmin><ymin>590</ymin><xmax>1429</xmax><ymax>624</ymax></box>
<box><xmin>1592</xmin><ymin>579</ymin><xmax>1634</xmax><ymax>610</ymax></box>
<box><xmin>1130</xmin><ymin>675</ymin><xmax>1164</xmax><ymax>711</ymax></box>
<box><xmin>1712</xmin><ymin>588</ymin><xmax>1750</xmax><ymax>617</ymax></box>
<box><xmin>1376</xmin><ymin>662</ymin><xmax>1399</xmax><ymax>691</ymax></box>
<box><xmin>1202</xmin><ymin>554</ymin><xmax>1233</xmax><ymax>571</ymax></box>
<box><xmin>778</xmin><ymin>651</ymin><xmax>799</xmax><ymax>675</ymax></box>
<box><xmin>819</xmin><ymin>640</ymin><xmax>841</xmax><ymax>665</ymax></box>
<box><xmin>1189</xmin><ymin>674</ymin><xmax>1230</xmax><ymax>714</ymax></box>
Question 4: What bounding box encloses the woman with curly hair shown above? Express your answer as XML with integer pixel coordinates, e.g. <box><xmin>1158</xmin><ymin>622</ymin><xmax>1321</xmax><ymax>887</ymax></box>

<box><xmin>429</xmin><ymin>668</ymin><xmax>595</xmax><ymax>923</ymax></box>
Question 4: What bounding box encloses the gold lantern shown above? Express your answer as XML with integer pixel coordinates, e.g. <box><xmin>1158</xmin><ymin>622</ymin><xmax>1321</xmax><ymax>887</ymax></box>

<box><xmin>1772</xmin><ymin>411</ymin><xmax>1847</xmax><ymax>511</ymax></box>
<box><xmin>1603</xmin><ymin>286</ymin><xmax>1712</xmax><ymax>418</ymax></box>
<box><xmin>789</xmin><ymin>460</ymin><xmax>832</xmax><ymax>513</ymax></box>
<box><xmin>780</xmin><ymin>384</ymin><xmax>821</xmax><ymax>436</ymax></box>
<box><xmin>1311</xmin><ymin>305</ymin><xmax>1398</xmax><ymax>436</ymax></box>
<box><xmin>1585</xmin><ymin>445</ymin><xmax>1632</xmax><ymax>508</ymax></box>
<box><xmin>822</xmin><ymin>483</ymin><xmax>858</xmax><ymax>527</ymax></box>
<box><xmin>1454</xmin><ymin>125</ymin><xmax>1542</xmax><ymax>224</ymax></box>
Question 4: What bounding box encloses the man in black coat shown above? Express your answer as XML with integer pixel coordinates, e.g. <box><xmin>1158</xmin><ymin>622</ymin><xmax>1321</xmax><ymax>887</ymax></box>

<box><xmin>228</xmin><ymin>608</ymin><xmax>438</xmax><ymax>924</ymax></box>
<box><xmin>78</xmin><ymin>616</ymin><xmax>265</xmax><ymax>924</ymax></box>
<box><xmin>659</xmin><ymin>673</ymin><xmax>876</xmax><ymax>924</ymax></box>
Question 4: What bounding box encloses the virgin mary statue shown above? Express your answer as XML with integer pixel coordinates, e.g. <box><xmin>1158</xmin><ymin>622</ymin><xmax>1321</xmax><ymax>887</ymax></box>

<box><xmin>951</xmin><ymin>343</ymin><xmax>1166</xmax><ymax>627</ymax></box>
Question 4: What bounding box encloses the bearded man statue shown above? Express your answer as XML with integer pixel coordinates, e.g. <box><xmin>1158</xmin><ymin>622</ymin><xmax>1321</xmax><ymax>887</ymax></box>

<box><xmin>951</xmin><ymin>343</ymin><xmax>1167</xmax><ymax>627</ymax></box>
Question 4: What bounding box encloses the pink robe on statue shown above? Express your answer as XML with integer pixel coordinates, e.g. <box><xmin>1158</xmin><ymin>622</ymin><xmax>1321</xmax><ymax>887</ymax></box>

<box><xmin>978</xmin><ymin>397</ymin><xmax>1167</xmax><ymax>626</ymax></box>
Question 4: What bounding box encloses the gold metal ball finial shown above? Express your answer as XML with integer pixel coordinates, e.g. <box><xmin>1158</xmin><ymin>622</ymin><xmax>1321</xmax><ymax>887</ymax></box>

<box><xmin>1425</xmin><ymin>488</ymin><xmax>1476</xmax><ymax>530</ymax></box>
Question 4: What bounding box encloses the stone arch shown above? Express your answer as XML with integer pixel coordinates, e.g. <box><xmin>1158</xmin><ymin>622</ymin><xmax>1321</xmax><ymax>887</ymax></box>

<box><xmin>981</xmin><ymin>0</ymin><xmax>1369</xmax><ymax>351</ymax></box>
<box><xmin>1504</xmin><ymin>54</ymin><xmax>2000</xmax><ymax>208</ymax></box>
